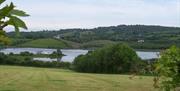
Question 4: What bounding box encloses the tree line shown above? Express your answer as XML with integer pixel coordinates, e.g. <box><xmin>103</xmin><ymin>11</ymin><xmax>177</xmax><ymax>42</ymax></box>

<box><xmin>0</xmin><ymin>52</ymin><xmax>70</xmax><ymax>69</ymax></box>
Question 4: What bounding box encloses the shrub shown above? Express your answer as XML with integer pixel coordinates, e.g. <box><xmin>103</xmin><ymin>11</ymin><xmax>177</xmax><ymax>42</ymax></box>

<box><xmin>73</xmin><ymin>44</ymin><xmax>143</xmax><ymax>74</ymax></box>
<box><xmin>154</xmin><ymin>46</ymin><xmax>180</xmax><ymax>91</ymax></box>
<box><xmin>20</xmin><ymin>51</ymin><xmax>33</xmax><ymax>56</ymax></box>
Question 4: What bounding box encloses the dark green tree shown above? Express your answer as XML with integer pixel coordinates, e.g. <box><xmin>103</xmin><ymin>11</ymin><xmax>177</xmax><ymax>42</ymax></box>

<box><xmin>73</xmin><ymin>44</ymin><xmax>142</xmax><ymax>74</ymax></box>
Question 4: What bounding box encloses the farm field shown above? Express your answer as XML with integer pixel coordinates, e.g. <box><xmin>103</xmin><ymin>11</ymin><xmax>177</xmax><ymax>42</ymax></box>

<box><xmin>0</xmin><ymin>65</ymin><xmax>156</xmax><ymax>91</ymax></box>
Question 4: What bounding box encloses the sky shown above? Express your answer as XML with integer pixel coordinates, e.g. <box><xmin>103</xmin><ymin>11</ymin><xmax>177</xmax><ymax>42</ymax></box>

<box><xmin>4</xmin><ymin>0</ymin><xmax>180</xmax><ymax>31</ymax></box>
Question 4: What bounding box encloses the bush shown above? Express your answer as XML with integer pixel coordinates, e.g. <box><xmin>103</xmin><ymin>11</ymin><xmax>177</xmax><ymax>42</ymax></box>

<box><xmin>154</xmin><ymin>46</ymin><xmax>180</xmax><ymax>91</ymax></box>
<box><xmin>9</xmin><ymin>52</ymin><xmax>14</xmax><ymax>56</ymax></box>
<box><xmin>73</xmin><ymin>43</ymin><xmax>143</xmax><ymax>74</ymax></box>
<box><xmin>20</xmin><ymin>51</ymin><xmax>33</xmax><ymax>56</ymax></box>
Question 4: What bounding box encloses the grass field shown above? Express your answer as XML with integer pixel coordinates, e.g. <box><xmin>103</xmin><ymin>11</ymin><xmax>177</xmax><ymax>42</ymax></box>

<box><xmin>0</xmin><ymin>65</ymin><xmax>157</xmax><ymax>91</ymax></box>
<box><xmin>81</xmin><ymin>40</ymin><xmax>117</xmax><ymax>48</ymax></box>
<box><xmin>17</xmin><ymin>38</ymin><xmax>68</xmax><ymax>48</ymax></box>
<box><xmin>60</xmin><ymin>39</ymin><xmax>81</xmax><ymax>49</ymax></box>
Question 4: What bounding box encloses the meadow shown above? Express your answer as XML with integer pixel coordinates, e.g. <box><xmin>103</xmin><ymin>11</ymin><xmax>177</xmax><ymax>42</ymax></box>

<box><xmin>17</xmin><ymin>38</ymin><xmax>68</xmax><ymax>48</ymax></box>
<box><xmin>0</xmin><ymin>65</ymin><xmax>157</xmax><ymax>91</ymax></box>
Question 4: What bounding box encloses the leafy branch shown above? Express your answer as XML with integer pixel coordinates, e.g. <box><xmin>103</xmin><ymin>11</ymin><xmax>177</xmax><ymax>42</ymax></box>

<box><xmin>0</xmin><ymin>0</ymin><xmax>29</xmax><ymax>45</ymax></box>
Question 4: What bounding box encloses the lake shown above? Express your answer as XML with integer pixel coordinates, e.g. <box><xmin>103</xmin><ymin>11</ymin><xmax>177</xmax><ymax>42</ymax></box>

<box><xmin>0</xmin><ymin>48</ymin><xmax>159</xmax><ymax>62</ymax></box>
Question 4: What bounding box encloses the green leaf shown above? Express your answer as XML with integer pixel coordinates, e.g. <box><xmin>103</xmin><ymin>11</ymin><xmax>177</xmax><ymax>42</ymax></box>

<box><xmin>0</xmin><ymin>31</ymin><xmax>10</xmax><ymax>45</ymax></box>
<box><xmin>0</xmin><ymin>0</ymin><xmax>5</xmax><ymax>5</ymax></box>
<box><xmin>0</xmin><ymin>2</ymin><xmax>15</xmax><ymax>19</ymax></box>
<box><xmin>10</xmin><ymin>9</ymin><xmax>29</xmax><ymax>17</ymax></box>
<box><xmin>0</xmin><ymin>0</ymin><xmax>28</xmax><ymax>45</ymax></box>
<box><xmin>0</xmin><ymin>6</ymin><xmax>9</xmax><ymax>19</ymax></box>
<box><xmin>7</xmin><ymin>16</ymin><xmax>28</xmax><ymax>29</ymax></box>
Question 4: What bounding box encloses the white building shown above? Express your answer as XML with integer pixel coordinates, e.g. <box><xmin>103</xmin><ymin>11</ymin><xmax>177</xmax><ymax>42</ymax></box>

<box><xmin>137</xmin><ymin>40</ymin><xmax>145</xmax><ymax>43</ymax></box>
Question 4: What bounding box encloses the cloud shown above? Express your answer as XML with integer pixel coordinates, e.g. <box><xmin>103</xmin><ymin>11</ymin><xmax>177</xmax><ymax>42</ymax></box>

<box><xmin>6</xmin><ymin>0</ymin><xmax>180</xmax><ymax>30</ymax></box>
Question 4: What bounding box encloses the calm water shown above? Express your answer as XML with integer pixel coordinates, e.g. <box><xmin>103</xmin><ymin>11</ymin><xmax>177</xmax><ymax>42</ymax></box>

<box><xmin>0</xmin><ymin>48</ymin><xmax>159</xmax><ymax>62</ymax></box>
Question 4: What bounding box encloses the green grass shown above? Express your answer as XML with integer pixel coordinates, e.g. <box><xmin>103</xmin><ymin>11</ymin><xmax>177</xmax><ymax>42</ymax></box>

<box><xmin>82</xmin><ymin>40</ymin><xmax>117</xmax><ymax>48</ymax></box>
<box><xmin>16</xmin><ymin>39</ymin><xmax>118</xmax><ymax>49</ymax></box>
<box><xmin>60</xmin><ymin>39</ymin><xmax>81</xmax><ymax>49</ymax></box>
<box><xmin>0</xmin><ymin>65</ymin><xmax>157</xmax><ymax>91</ymax></box>
<box><xmin>17</xmin><ymin>38</ymin><xmax>68</xmax><ymax>48</ymax></box>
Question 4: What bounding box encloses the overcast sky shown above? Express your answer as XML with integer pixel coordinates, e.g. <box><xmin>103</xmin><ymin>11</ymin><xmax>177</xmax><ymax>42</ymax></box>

<box><xmin>4</xmin><ymin>0</ymin><xmax>180</xmax><ymax>30</ymax></box>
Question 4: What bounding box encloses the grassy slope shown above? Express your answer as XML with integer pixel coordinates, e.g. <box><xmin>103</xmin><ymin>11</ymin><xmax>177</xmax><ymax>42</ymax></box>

<box><xmin>16</xmin><ymin>39</ymin><xmax>118</xmax><ymax>49</ymax></box>
<box><xmin>61</xmin><ymin>39</ymin><xmax>117</xmax><ymax>49</ymax></box>
<box><xmin>81</xmin><ymin>40</ymin><xmax>117</xmax><ymax>48</ymax></box>
<box><xmin>17</xmin><ymin>38</ymin><xmax>68</xmax><ymax>48</ymax></box>
<box><xmin>0</xmin><ymin>65</ymin><xmax>157</xmax><ymax>91</ymax></box>
<box><xmin>60</xmin><ymin>39</ymin><xmax>81</xmax><ymax>49</ymax></box>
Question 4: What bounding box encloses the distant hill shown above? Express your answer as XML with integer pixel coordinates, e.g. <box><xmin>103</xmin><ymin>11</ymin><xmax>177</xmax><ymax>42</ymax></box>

<box><xmin>8</xmin><ymin>25</ymin><xmax>180</xmax><ymax>49</ymax></box>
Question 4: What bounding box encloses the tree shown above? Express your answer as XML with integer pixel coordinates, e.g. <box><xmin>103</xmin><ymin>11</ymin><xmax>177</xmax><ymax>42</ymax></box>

<box><xmin>49</xmin><ymin>49</ymin><xmax>63</xmax><ymax>62</ymax></box>
<box><xmin>73</xmin><ymin>44</ymin><xmax>143</xmax><ymax>74</ymax></box>
<box><xmin>0</xmin><ymin>0</ymin><xmax>29</xmax><ymax>45</ymax></box>
<box><xmin>154</xmin><ymin>46</ymin><xmax>180</xmax><ymax>91</ymax></box>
